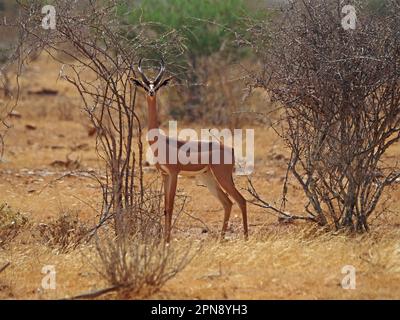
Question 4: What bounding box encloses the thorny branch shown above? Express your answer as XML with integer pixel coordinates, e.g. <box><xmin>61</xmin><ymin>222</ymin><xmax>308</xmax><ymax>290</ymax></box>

<box><xmin>246</xmin><ymin>0</ymin><xmax>400</xmax><ymax>232</ymax></box>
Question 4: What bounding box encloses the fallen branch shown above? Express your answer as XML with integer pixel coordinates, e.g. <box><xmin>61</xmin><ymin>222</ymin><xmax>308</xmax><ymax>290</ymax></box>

<box><xmin>66</xmin><ymin>285</ymin><xmax>121</xmax><ymax>300</ymax></box>
<box><xmin>183</xmin><ymin>211</ymin><xmax>211</xmax><ymax>233</ymax></box>
<box><xmin>0</xmin><ymin>261</ymin><xmax>11</xmax><ymax>273</ymax></box>
<box><xmin>246</xmin><ymin>177</ymin><xmax>317</xmax><ymax>223</ymax></box>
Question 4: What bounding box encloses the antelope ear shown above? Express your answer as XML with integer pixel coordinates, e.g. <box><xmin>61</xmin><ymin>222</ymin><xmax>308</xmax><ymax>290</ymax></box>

<box><xmin>157</xmin><ymin>76</ymin><xmax>173</xmax><ymax>89</ymax></box>
<box><xmin>130</xmin><ymin>78</ymin><xmax>144</xmax><ymax>88</ymax></box>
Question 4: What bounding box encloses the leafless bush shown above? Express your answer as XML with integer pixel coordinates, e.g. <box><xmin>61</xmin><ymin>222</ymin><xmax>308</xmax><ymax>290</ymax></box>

<box><xmin>95</xmin><ymin>183</ymin><xmax>195</xmax><ymax>297</ymax></box>
<box><xmin>36</xmin><ymin>210</ymin><xmax>90</xmax><ymax>252</ymax></box>
<box><xmin>0</xmin><ymin>203</ymin><xmax>29</xmax><ymax>248</ymax></box>
<box><xmin>0</xmin><ymin>29</ymin><xmax>24</xmax><ymax>159</ymax></box>
<box><xmin>193</xmin><ymin>55</ymin><xmax>254</xmax><ymax>127</ymax></box>
<box><xmin>164</xmin><ymin>52</ymin><xmax>265</xmax><ymax>127</ymax></box>
<box><xmin>0</xmin><ymin>0</ymin><xmax>36</xmax><ymax>158</ymax></box>
<box><xmin>15</xmin><ymin>0</ymin><xmax>185</xmax><ymax>236</ymax></box>
<box><xmin>11</xmin><ymin>7</ymin><xmax>195</xmax><ymax>299</ymax></box>
<box><xmin>248</xmin><ymin>0</ymin><xmax>400</xmax><ymax>232</ymax></box>
<box><xmin>96</xmin><ymin>235</ymin><xmax>194</xmax><ymax>297</ymax></box>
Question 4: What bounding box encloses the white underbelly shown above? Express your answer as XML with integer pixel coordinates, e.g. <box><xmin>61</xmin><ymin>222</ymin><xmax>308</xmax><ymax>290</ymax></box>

<box><xmin>159</xmin><ymin>165</ymin><xmax>209</xmax><ymax>176</ymax></box>
<box><xmin>179</xmin><ymin>167</ymin><xmax>209</xmax><ymax>176</ymax></box>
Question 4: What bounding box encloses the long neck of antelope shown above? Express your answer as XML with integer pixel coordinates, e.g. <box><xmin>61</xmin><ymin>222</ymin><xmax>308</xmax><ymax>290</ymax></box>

<box><xmin>146</xmin><ymin>95</ymin><xmax>159</xmax><ymax>131</ymax></box>
<box><xmin>146</xmin><ymin>95</ymin><xmax>161</xmax><ymax>145</ymax></box>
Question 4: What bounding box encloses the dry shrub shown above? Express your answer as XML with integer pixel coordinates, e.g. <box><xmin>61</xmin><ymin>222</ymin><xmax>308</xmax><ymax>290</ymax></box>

<box><xmin>95</xmin><ymin>185</ymin><xmax>196</xmax><ymax>298</ymax></box>
<box><xmin>37</xmin><ymin>211</ymin><xmax>90</xmax><ymax>252</ymax></box>
<box><xmin>0</xmin><ymin>203</ymin><xmax>29</xmax><ymax>248</ymax></box>
<box><xmin>13</xmin><ymin>0</ymin><xmax>186</xmax><ymax>237</ymax></box>
<box><xmin>96</xmin><ymin>235</ymin><xmax>194</xmax><ymax>298</ymax></box>
<box><xmin>13</xmin><ymin>4</ymin><xmax>194</xmax><ymax>297</ymax></box>
<box><xmin>249</xmin><ymin>0</ymin><xmax>400</xmax><ymax>232</ymax></box>
<box><xmin>165</xmin><ymin>55</ymin><xmax>267</xmax><ymax>127</ymax></box>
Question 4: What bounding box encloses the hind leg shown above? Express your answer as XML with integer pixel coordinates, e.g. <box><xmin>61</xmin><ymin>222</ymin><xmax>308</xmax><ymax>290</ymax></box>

<box><xmin>199</xmin><ymin>170</ymin><xmax>233</xmax><ymax>239</ymax></box>
<box><xmin>210</xmin><ymin>166</ymin><xmax>248</xmax><ymax>240</ymax></box>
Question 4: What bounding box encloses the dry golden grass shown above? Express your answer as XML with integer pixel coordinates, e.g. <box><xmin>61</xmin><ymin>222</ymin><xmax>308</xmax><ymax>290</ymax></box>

<box><xmin>1</xmin><ymin>53</ymin><xmax>400</xmax><ymax>299</ymax></box>
<box><xmin>1</xmin><ymin>227</ymin><xmax>400</xmax><ymax>299</ymax></box>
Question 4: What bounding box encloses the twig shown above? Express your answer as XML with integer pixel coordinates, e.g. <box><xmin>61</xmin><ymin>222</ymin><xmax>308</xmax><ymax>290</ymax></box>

<box><xmin>0</xmin><ymin>261</ymin><xmax>11</xmax><ymax>273</ymax></box>
<box><xmin>66</xmin><ymin>285</ymin><xmax>121</xmax><ymax>300</ymax></box>
<box><xmin>183</xmin><ymin>211</ymin><xmax>211</xmax><ymax>233</ymax></box>
<box><xmin>246</xmin><ymin>177</ymin><xmax>317</xmax><ymax>222</ymax></box>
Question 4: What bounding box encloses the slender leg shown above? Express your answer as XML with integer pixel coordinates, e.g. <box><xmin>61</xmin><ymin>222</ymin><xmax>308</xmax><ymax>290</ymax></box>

<box><xmin>218</xmin><ymin>187</ymin><xmax>233</xmax><ymax>239</ymax></box>
<box><xmin>199</xmin><ymin>171</ymin><xmax>233</xmax><ymax>239</ymax></box>
<box><xmin>162</xmin><ymin>174</ymin><xmax>169</xmax><ymax>239</ymax></box>
<box><xmin>164</xmin><ymin>173</ymin><xmax>178</xmax><ymax>243</ymax></box>
<box><xmin>210</xmin><ymin>167</ymin><xmax>248</xmax><ymax>240</ymax></box>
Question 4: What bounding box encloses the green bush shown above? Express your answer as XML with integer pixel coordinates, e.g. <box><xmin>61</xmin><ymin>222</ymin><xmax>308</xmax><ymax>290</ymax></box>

<box><xmin>121</xmin><ymin>0</ymin><xmax>254</xmax><ymax>60</ymax></box>
<box><xmin>366</xmin><ymin>0</ymin><xmax>391</xmax><ymax>15</ymax></box>
<box><xmin>118</xmin><ymin>0</ymin><xmax>269</xmax><ymax>120</ymax></box>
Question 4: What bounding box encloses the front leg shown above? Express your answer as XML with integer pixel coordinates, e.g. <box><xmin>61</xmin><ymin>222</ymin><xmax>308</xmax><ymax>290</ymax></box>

<box><xmin>163</xmin><ymin>173</ymin><xmax>178</xmax><ymax>243</ymax></box>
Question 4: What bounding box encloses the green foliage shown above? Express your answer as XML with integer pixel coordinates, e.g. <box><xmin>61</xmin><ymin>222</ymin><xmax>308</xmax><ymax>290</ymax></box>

<box><xmin>365</xmin><ymin>0</ymin><xmax>391</xmax><ymax>15</ymax></box>
<box><xmin>120</xmin><ymin>0</ymin><xmax>264</xmax><ymax>59</ymax></box>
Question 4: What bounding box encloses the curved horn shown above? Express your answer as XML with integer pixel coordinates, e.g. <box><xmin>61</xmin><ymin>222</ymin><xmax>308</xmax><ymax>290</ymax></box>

<box><xmin>154</xmin><ymin>58</ymin><xmax>165</xmax><ymax>86</ymax></box>
<box><xmin>137</xmin><ymin>58</ymin><xmax>150</xmax><ymax>86</ymax></box>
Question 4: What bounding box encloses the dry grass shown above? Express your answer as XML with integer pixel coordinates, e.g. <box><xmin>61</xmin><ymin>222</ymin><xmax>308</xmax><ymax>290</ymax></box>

<box><xmin>0</xmin><ymin>203</ymin><xmax>29</xmax><ymax>248</ymax></box>
<box><xmin>1</xmin><ymin>227</ymin><xmax>400</xmax><ymax>299</ymax></box>
<box><xmin>0</xmin><ymin>53</ymin><xmax>399</xmax><ymax>299</ymax></box>
<box><xmin>160</xmin><ymin>227</ymin><xmax>400</xmax><ymax>299</ymax></box>
<box><xmin>35</xmin><ymin>210</ymin><xmax>90</xmax><ymax>253</ymax></box>
<box><xmin>95</xmin><ymin>235</ymin><xmax>196</xmax><ymax>298</ymax></box>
